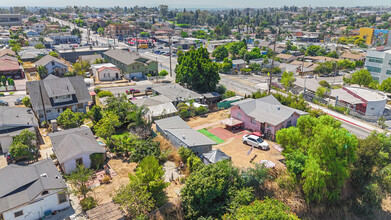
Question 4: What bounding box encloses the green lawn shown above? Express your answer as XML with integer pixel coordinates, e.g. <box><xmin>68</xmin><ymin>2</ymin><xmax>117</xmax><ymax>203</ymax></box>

<box><xmin>198</xmin><ymin>129</ymin><xmax>225</xmax><ymax>144</ymax></box>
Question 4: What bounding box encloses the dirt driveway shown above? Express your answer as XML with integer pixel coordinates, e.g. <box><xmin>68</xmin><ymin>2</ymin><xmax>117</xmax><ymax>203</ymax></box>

<box><xmin>214</xmin><ymin>133</ymin><xmax>285</xmax><ymax>169</ymax></box>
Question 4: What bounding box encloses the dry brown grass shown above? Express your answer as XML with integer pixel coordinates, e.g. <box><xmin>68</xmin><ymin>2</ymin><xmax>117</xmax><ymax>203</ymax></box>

<box><xmin>155</xmin><ymin>134</ymin><xmax>181</xmax><ymax>166</ymax></box>
<box><xmin>90</xmin><ymin>159</ymin><xmax>137</xmax><ymax>205</ymax></box>
<box><xmin>186</xmin><ymin>109</ymin><xmax>230</xmax><ymax>128</ymax></box>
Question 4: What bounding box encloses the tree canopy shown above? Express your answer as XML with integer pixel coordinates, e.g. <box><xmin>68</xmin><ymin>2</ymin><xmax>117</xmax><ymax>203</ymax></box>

<box><xmin>175</xmin><ymin>47</ymin><xmax>220</xmax><ymax>93</ymax></box>
<box><xmin>276</xmin><ymin>115</ymin><xmax>358</xmax><ymax>203</ymax></box>
<box><xmin>351</xmin><ymin>69</ymin><xmax>373</xmax><ymax>87</ymax></box>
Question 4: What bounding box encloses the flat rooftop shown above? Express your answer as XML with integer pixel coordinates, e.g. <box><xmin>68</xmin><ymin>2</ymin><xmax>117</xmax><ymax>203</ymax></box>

<box><xmin>346</xmin><ymin>86</ymin><xmax>387</xmax><ymax>101</ymax></box>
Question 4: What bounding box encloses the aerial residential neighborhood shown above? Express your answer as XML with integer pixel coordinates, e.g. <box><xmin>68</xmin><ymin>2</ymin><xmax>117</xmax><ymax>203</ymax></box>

<box><xmin>2</xmin><ymin>2</ymin><xmax>391</xmax><ymax>220</ymax></box>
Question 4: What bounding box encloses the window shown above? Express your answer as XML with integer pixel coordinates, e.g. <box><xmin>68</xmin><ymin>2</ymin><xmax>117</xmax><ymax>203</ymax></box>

<box><xmin>77</xmin><ymin>103</ymin><xmax>83</xmax><ymax>109</ymax></box>
<box><xmin>14</xmin><ymin>210</ymin><xmax>23</xmax><ymax>218</ymax></box>
<box><xmin>287</xmin><ymin>121</ymin><xmax>292</xmax><ymax>127</ymax></box>
<box><xmin>237</xmin><ymin>113</ymin><xmax>242</xmax><ymax>120</ymax></box>
<box><xmin>371</xmin><ymin>108</ymin><xmax>375</xmax><ymax>110</ymax></box>
<box><xmin>366</xmin><ymin>66</ymin><xmax>381</xmax><ymax>73</ymax></box>
<box><xmin>387</xmin><ymin>70</ymin><xmax>391</xmax><ymax>75</ymax></box>
<box><xmin>58</xmin><ymin>192</ymin><xmax>67</xmax><ymax>204</ymax></box>
<box><xmin>42</xmin><ymin>191</ymin><xmax>49</xmax><ymax>195</ymax></box>
<box><xmin>367</xmin><ymin>56</ymin><xmax>383</xmax><ymax>63</ymax></box>
<box><xmin>251</xmin><ymin>118</ymin><xmax>256</xmax><ymax>124</ymax></box>
<box><xmin>51</xmin><ymin>61</ymin><xmax>55</xmax><ymax>66</ymax></box>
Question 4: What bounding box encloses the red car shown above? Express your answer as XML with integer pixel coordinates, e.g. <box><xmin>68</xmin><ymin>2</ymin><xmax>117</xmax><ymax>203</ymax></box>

<box><xmin>126</xmin><ymin>88</ymin><xmax>140</xmax><ymax>94</ymax></box>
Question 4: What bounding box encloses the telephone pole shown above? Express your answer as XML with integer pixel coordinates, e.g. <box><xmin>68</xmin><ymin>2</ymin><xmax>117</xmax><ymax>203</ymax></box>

<box><xmin>169</xmin><ymin>34</ymin><xmax>172</xmax><ymax>78</ymax></box>
<box><xmin>39</xmin><ymin>83</ymin><xmax>48</xmax><ymax>127</ymax></box>
<box><xmin>268</xmin><ymin>29</ymin><xmax>278</xmax><ymax>94</ymax></box>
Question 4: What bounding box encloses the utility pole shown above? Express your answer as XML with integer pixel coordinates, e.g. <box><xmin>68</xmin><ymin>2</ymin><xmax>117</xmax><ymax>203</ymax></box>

<box><xmin>135</xmin><ymin>26</ymin><xmax>139</xmax><ymax>52</ymax></box>
<box><xmin>39</xmin><ymin>83</ymin><xmax>48</xmax><ymax>127</ymax></box>
<box><xmin>169</xmin><ymin>33</ymin><xmax>172</xmax><ymax>78</ymax></box>
<box><xmin>302</xmin><ymin>57</ymin><xmax>307</xmax><ymax>96</ymax></box>
<box><xmin>268</xmin><ymin>29</ymin><xmax>278</xmax><ymax>94</ymax></box>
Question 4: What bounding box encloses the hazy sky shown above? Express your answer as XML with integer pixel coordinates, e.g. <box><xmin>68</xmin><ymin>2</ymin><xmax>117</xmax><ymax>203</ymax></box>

<box><xmin>1</xmin><ymin>0</ymin><xmax>390</xmax><ymax>9</ymax></box>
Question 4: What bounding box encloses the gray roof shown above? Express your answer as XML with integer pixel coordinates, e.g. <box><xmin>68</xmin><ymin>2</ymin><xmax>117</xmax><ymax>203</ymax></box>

<box><xmin>0</xmin><ymin>127</ymin><xmax>36</xmax><ymax>153</ymax></box>
<box><xmin>232</xmin><ymin>95</ymin><xmax>308</xmax><ymax>126</ymax></box>
<box><xmin>34</xmin><ymin>54</ymin><xmax>66</xmax><ymax>66</ymax></box>
<box><xmin>330</xmin><ymin>89</ymin><xmax>364</xmax><ymax>104</ymax></box>
<box><xmin>202</xmin><ymin>92</ymin><xmax>221</xmax><ymax>99</ymax></box>
<box><xmin>232</xmin><ymin>59</ymin><xmax>245</xmax><ymax>65</ymax></box>
<box><xmin>165</xmin><ymin>128</ymin><xmax>216</xmax><ymax>147</ymax></box>
<box><xmin>26</xmin><ymin>75</ymin><xmax>91</xmax><ymax>111</ymax></box>
<box><xmin>43</xmin><ymin>75</ymin><xmax>76</xmax><ymax>98</ymax></box>
<box><xmin>103</xmin><ymin>49</ymin><xmax>153</xmax><ymax>66</ymax></box>
<box><xmin>155</xmin><ymin>116</ymin><xmax>190</xmax><ymax>131</ymax></box>
<box><xmin>153</xmin><ymin>84</ymin><xmax>203</xmax><ymax>102</ymax></box>
<box><xmin>130</xmin><ymin>95</ymin><xmax>172</xmax><ymax>107</ymax></box>
<box><xmin>0</xmin><ymin>159</ymin><xmax>67</xmax><ymax>213</ymax></box>
<box><xmin>0</xmin><ymin>107</ymin><xmax>38</xmax><ymax>129</ymax></box>
<box><xmin>49</xmin><ymin>127</ymin><xmax>105</xmax><ymax>164</ymax></box>
<box><xmin>293</xmin><ymin>78</ymin><xmax>321</xmax><ymax>93</ymax></box>
<box><xmin>147</xmin><ymin>102</ymin><xmax>177</xmax><ymax>117</ymax></box>
<box><xmin>202</xmin><ymin>149</ymin><xmax>231</xmax><ymax>165</ymax></box>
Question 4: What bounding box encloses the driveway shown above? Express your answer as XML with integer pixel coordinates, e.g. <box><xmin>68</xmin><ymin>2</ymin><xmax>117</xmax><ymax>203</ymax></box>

<box><xmin>0</xmin><ymin>91</ymin><xmax>28</xmax><ymax>106</ymax></box>
<box><xmin>0</xmin><ymin>154</ymin><xmax>7</xmax><ymax>169</ymax></box>
<box><xmin>214</xmin><ymin>133</ymin><xmax>285</xmax><ymax>169</ymax></box>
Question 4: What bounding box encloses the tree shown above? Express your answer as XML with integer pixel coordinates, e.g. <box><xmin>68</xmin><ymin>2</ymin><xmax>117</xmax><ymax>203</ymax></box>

<box><xmin>280</xmin><ymin>71</ymin><xmax>295</xmax><ymax>91</ymax></box>
<box><xmin>113</xmin><ymin>181</ymin><xmax>154</xmax><ymax>219</ymax></box>
<box><xmin>88</xmin><ymin>105</ymin><xmax>102</xmax><ymax>124</ymax></box>
<box><xmin>380</xmin><ymin>78</ymin><xmax>391</xmax><ymax>92</ymax></box>
<box><xmin>222</xmin><ymin>91</ymin><xmax>236</xmax><ymax>99</ymax></box>
<box><xmin>57</xmin><ymin>109</ymin><xmax>84</xmax><ymax>129</ymax></box>
<box><xmin>66</xmin><ymin>164</ymin><xmax>94</xmax><ymax>199</ymax></box>
<box><xmin>318</xmin><ymin>80</ymin><xmax>331</xmax><ymax>89</ymax></box>
<box><xmin>212</xmin><ymin>45</ymin><xmax>229</xmax><ymax>61</ymax></box>
<box><xmin>306</xmin><ymin>45</ymin><xmax>321</xmax><ymax>56</ymax></box>
<box><xmin>181</xmin><ymin>161</ymin><xmax>245</xmax><ymax>219</ymax></box>
<box><xmin>159</xmin><ymin>69</ymin><xmax>168</xmax><ymax>77</ymax></box>
<box><xmin>223</xmin><ymin>197</ymin><xmax>299</xmax><ymax>220</ymax></box>
<box><xmin>276</xmin><ymin>115</ymin><xmax>358</xmax><ymax>203</ymax></box>
<box><xmin>1</xmin><ymin>76</ymin><xmax>6</xmax><ymax>87</ymax></box>
<box><xmin>215</xmin><ymin>84</ymin><xmax>227</xmax><ymax>95</ymax></box>
<box><xmin>97</xmin><ymin>27</ymin><xmax>104</xmax><ymax>36</ymax></box>
<box><xmin>73</xmin><ymin>60</ymin><xmax>91</xmax><ymax>76</ymax></box>
<box><xmin>37</xmin><ymin>65</ymin><xmax>47</xmax><ymax>79</ymax></box>
<box><xmin>22</xmin><ymin>97</ymin><xmax>31</xmax><ymax>108</ymax></box>
<box><xmin>176</xmin><ymin>46</ymin><xmax>219</xmax><ymax>92</ymax></box>
<box><xmin>49</xmin><ymin>51</ymin><xmax>59</xmax><ymax>58</ymax></box>
<box><xmin>129</xmin><ymin>139</ymin><xmax>161</xmax><ymax>162</ymax></box>
<box><xmin>9</xmin><ymin>129</ymin><xmax>37</xmax><ymax>161</ymax></box>
<box><xmin>351</xmin><ymin>69</ymin><xmax>373</xmax><ymax>87</ymax></box>
<box><xmin>94</xmin><ymin>113</ymin><xmax>121</xmax><ymax>139</ymax></box>
<box><xmin>316</xmin><ymin>86</ymin><xmax>327</xmax><ymax>98</ymax></box>
<box><xmin>222</xmin><ymin>58</ymin><xmax>233</xmax><ymax>73</ymax></box>
<box><xmin>34</xmin><ymin>43</ymin><xmax>45</xmax><ymax>49</ymax></box>
<box><xmin>129</xmin><ymin>156</ymin><xmax>169</xmax><ymax>207</ymax></box>
<box><xmin>181</xmin><ymin>30</ymin><xmax>189</xmax><ymax>38</ymax></box>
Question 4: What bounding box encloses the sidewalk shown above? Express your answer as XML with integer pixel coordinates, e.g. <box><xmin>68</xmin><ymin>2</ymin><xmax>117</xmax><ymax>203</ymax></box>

<box><xmin>308</xmin><ymin>102</ymin><xmax>386</xmax><ymax>134</ymax></box>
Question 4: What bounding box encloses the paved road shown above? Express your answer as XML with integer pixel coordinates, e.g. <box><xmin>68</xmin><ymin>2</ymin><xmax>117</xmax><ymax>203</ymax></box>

<box><xmin>141</xmin><ymin>52</ymin><xmax>178</xmax><ymax>78</ymax></box>
<box><xmin>101</xmin><ymin>81</ymin><xmax>166</xmax><ymax>96</ymax></box>
<box><xmin>0</xmin><ymin>91</ymin><xmax>27</xmax><ymax>106</ymax></box>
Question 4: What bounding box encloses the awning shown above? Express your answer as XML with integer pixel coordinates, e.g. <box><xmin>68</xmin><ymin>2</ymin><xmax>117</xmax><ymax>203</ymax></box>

<box><xmin>221</xmin><ymin>118</ymin><xmax>243</xmax><ymax>127</ymax></box>
<box><xmin>89</xmin><ymin>91</ymin><xmax>96</xmax><ymax>96</ymax></box>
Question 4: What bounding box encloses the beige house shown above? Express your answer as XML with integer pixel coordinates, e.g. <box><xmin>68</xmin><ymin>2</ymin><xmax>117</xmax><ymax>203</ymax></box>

<box><xmin>277</xmin><ymin>54</ymin><xmax>297</xmax><ymax>63</ymax></box>
<box><xmin>340</xmin><ymin>53</ymin><xmax>366</xmax><ymax>62</ymax></box>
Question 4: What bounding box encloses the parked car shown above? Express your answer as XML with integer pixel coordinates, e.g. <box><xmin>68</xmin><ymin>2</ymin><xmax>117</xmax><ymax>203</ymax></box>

<box><xmin>305</xmin><ymin>75</ymin><xmax>314</xmax><ymax>78</ymax></box>
<box><xmin>146</xmin><ymin>86</ymin><xmax>152</xmax><ymax>91</ymax></box>
<box><xmin>14</xmin><ymin>98</ymin><xmax>23</xmax><ymax>105</ymax></box>
<box><xmin>0</xmin><ymin>100</ymin><xmax>8</xmax><ymax>106</ymax></box>
<box><xmin>158</xmin><ymin>46</ymin><xmax>164</xmax><ymax>49</ymax></box>
<box><xmin>154</xmin><ymin>50</ymin><xmax>161</xmax><ymax>54</ymax></box>
<box><xmin>126</xmin><ymin>88</ymin><xmax>140</xmax><ymax>94</ymax></box>
<box><xmin>242</xmin><ymin>134</ymin><xmax>269</xmax><ymax>150</ymax></box>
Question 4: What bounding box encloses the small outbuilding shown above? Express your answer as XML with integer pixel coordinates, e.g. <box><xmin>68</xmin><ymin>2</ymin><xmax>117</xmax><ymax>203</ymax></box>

<box><xmin>202</xmin><ymin>149</ymin><xmax>231</xmax><ymax>165</ymax></box>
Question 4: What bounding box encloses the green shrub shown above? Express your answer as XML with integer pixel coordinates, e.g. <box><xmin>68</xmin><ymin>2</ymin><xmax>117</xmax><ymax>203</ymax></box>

<box><xmin>178</xmin><ymin>147</ymin><xmax>194</xmax><ymax>163</ymax></box>
<box><xmin>196</xmin><ymin>106</ymin><xmax>208</xmax><ymax>115</ymax></box>
<box><xmin>80</xmin><ymin>196</ymin><xmax>97</xmax><ymax>211</ymax></box>
<box><xmin>97</xmin><ymin>90</ymin><xmax>113</xmax><ymax>98</ymax></box>
<box><xmin>90</xmin><ymin>153</ymin><xmax>105</xmax><ymax>169</ymax></box>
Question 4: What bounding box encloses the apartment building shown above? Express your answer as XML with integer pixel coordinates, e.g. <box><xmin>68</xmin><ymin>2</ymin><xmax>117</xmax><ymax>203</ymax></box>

<box><xmin>365</xmin><ymin>49</ymin><xmax>391</xmax><ymax>83</ymax></box>
<box><xmin>106</xmin><ymin>23</ymin><xmax>132</xmax><ymax>39</ymax></box>
<box><xmin>0</xmin><ymin>14</ymin><xmax>22</xmax><ymax>26</ymax></box>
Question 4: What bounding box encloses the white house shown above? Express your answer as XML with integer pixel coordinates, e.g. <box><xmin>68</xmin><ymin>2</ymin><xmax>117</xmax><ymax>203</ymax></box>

<box><xmin>34</xmin><ymin>55</ymin><xmax>68</xmax><ymax>76</ymax></box>
<box><xmin>91</xmin><ymin>63</ymin><xmax>121</xmax><ymax>81</ymax></box>
<box><xmin>0</xmin><ymin>159</ymin><xmax>70</xmax><ymax>220</ymax></box>
<box><xmin>49</xmin><ymin>127</ymin><xmax>106</xmax><ymax>174</ymax></box>
<box><xmin>26</xmin><ymin>75</ymin><xmax>91</xmax><ymax>122</ymax></box>
<box><xmin>31</xmin><ymin>22</ymin><xmax>46</xmax><ymax>34</ymax></box>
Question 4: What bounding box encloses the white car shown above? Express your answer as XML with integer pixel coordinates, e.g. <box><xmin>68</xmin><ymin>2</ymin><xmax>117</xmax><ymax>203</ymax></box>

<box><xmin>242</xmin><ymin>134</ymin><xmax>269</xmax><ymax>150</ymax></box>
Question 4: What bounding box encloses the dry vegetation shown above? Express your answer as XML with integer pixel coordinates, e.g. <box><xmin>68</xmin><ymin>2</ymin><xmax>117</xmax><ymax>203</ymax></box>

<box><xmin>186</xmin><ymin>109</ymin><xmax>230</xmax><ymax>128</ymax></box>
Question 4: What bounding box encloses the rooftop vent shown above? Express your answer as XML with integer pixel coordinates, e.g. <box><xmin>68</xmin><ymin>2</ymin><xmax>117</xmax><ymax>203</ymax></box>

<box><xmin>277</xmin><ymin>106</ymin><xmax>280</xmax><ymax>110</ymax></box>
<box><xmin>182</xmin><ymin>135</ymin><xmax>186</xmax><ymax>139</ymax></box>
<box><xmin>40</xmin><ymin>173</ymin><xmax>48</xmax><ymax>177</ymax></box>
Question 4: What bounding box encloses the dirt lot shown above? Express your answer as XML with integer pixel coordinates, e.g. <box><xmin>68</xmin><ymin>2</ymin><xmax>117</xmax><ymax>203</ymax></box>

<box><xmin>91</xmin><ymin>159</ymin><xmax>137</xmax><ymax>204</ymax></box>
<box><xmin>214</xmin><ymin>134</ymin><xmax>285</xmax><ymax>169</ymax></box>
<box><xmin>186</xmin><ymin>109</ymin><xmax>230</xmax><ymax>129</ymax></box>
